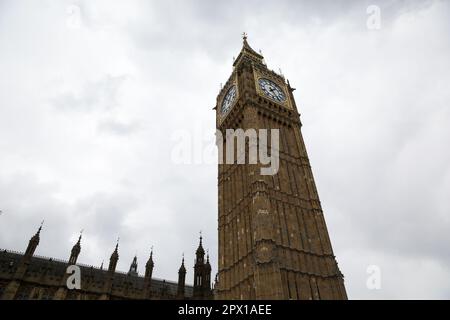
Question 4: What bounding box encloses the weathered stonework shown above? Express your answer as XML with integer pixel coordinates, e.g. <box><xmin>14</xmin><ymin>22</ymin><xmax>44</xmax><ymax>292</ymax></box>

<box><xmin>214</xmin><ymin>36</ymin><xmax>347</xmax><ymax>300</ymax></box>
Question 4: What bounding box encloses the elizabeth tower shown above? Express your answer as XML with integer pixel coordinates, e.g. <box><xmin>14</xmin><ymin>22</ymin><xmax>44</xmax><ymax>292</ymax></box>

<box><xmin>214</xmin><ymin>35</ymin><xmax>347</xmax><ymax>300</ymax></box>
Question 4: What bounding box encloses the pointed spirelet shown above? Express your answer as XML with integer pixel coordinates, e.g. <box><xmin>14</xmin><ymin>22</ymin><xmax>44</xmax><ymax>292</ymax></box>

<box><xmin>233</xmin><ymin>33</ymin><xmax>264</xmax><ymax>67</ymax></box>
<box><xmin>179</xmin><ymin>255</ymin><xmax>186</xmax><ymax>273</ymax></box>
<box><xmin>146</xmin><ymin>248</ymin><xmax>154</xmax><ymax>268</ymax></box>
<box><xmin>196</xmin><ymin>234</ymin><xmax>205</xmax><ymax>257</ymax></box>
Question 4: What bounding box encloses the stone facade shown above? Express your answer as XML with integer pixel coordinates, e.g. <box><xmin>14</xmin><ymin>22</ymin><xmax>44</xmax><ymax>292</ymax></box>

<box><xmin>0</xmin><ymin>227</ymin><xmax>212</xmax><ymax>300</ymax></box>
<box><xmin>214</xmin><ymin>36</ymin><xmax>347</xmax><ymax>299</ymax></box>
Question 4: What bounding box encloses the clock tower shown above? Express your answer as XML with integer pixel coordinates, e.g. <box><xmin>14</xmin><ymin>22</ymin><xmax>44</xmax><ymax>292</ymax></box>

<box><xmin>214</xmin><ymin>35</ymin><xmax>347</xmax><ymax>300</ymax></box>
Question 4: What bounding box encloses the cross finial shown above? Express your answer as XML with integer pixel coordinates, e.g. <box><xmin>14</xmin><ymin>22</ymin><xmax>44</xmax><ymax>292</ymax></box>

<box><xmin>242</xmin><ymin>32</ymin><xmax>248</xmax><ymax>40</ymax></box>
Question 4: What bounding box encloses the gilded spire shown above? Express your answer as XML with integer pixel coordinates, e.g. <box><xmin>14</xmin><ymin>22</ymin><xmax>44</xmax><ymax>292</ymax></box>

<box><xmin>233</xmin><ymin>33</ymin><xmax>264</xmax><ymax>67</ymax></box>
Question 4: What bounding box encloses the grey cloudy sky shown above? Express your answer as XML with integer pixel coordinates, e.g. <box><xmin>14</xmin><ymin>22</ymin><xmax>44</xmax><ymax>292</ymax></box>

<box><xmin>0</xmin><ymin>0</ymin><xmax>449</xmax><ymax>299</ymax></box>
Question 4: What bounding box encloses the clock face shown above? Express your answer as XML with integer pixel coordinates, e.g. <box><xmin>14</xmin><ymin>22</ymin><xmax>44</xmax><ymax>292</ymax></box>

<box><xmin>258</xmin><ymin>78</ymin><xmax>286</xmax><ymax>103</ymax></box>
<box><xmin>221</xmin><ymin>85</ymin><xmax>236</xmax><ymax>115</ymax></box>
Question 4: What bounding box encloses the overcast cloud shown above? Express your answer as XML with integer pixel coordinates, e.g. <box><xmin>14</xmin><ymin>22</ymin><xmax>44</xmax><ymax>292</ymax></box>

<box><xmin>0</xmin><ymin>0</ymin><xmax>449</xmax><ymax>299</ymax></box>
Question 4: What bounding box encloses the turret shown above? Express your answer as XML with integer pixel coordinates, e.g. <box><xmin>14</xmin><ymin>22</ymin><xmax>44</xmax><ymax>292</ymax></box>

<box><xmin>108</xmin><ymin>242</ymin><xmax>119</xmax><ymax>273</ymax></box>
<box><xmin>1</xmin><ymin>222</ymin><xmax>44</xmax><ymax>299</ymax></box>
<box><xmin>204</xmin><ymin>252</ymin><xmax>212</xmax><ymax>291</ymax></box>
<box><xmin>145</xmin><ymin>249</ymin><xmax>154</xmax><ymax>279</ymax></box>
<box><xmin>68</xmin><ymin>231</ymin><xmax>82</xmax><ymax>265</ymax></box>
<box><xmin>142</xmin><ymin>248</ymin><xmax>154</xmax><ymax>299</ymax></box>
<box><xmin>25</xmin><ymin>221</ymin><xmax>43</xmax><ymax>257</ymax></box>
<box><xmin>177</xmin><ymin>255</ymin><xmax>186</xmax><ymax>299</ymax></box>
<box><xmin>128</xmin><ymin>255</ymin><xmax>138</xmax><ymax>276</ymax></box>
<box><xmin>193</xmin><ymin>234</ymin><xmax>211</xmax><ymax>299</ymax></box>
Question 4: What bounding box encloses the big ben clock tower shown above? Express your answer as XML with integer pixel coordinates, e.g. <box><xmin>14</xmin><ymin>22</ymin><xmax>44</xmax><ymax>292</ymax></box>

<box><xmin>214</xmin><ymin>34</ymin><xmax>347</xmax><ymax>300</ymax></box>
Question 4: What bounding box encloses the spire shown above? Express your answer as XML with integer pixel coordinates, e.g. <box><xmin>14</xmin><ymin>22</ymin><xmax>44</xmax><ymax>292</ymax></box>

<box><xmin>205</xmin><ymin>250</ymin><xmax>211</xmax><ymax>271</ymax></box>
<box><xmin>25</xmin><ymin>221</ymin><xmax>43</xmax><ymax>256</ymax></box>
<box><xmin>128</xmin><ymin>255</ymin><xmax>138</xmax><ymax>276</ymax></box>
<box><xmin>74</xmin><ymin>230</ymin><xmax>82</xmax><ymax>248</ymax></box>
<box><xmin>178</xmin><ymin>254</ymin><xmax>186</xmax><ymax>274</ymax></box>
<box><xmin>34</xmin><ymin>220</ymin><xmax>44</xmax><ymax>239</ymax></box>
<box><xmin>177</xmin><ymin>253</ymin><xmax>186</xmax><ymax>299</ymax></box>
<box><xmin>111</xmin><ymin>240</ymin><xmax>119</xmax><ymax>260</ymax></box>
<box><xmin>145</xmin><ymin>247</ymin><xmax>154</xmax><ymax>279</ymax></box>
<box><xmin>108</xmin><ymin>238</ymin><xmax>119</xmax><ymax>272</ymax></box>
<box><xmin>69</xmin><ymin>230</ymin><xmax>83</xmax><ymax>265</ymax></box>
<box><xmin>196</xmin><ymin>232</ymin><xmax>205</xmax><ymax>258</ymax></box>
<box><xmin>146</xmin><ymin>247</ymin><xmax>154</xmax><ymax>268</ymax></box>
<box><xmin>233</xmin><ymin>32</ymin><xmax>264</xmax><ymax>67</ymax></box>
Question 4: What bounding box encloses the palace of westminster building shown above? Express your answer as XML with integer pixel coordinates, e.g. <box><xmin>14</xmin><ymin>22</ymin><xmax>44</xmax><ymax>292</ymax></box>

<box><xmin>0</xmin><ymin>36</ymin><xmax>347</xmax><ymax>300</ymax></box>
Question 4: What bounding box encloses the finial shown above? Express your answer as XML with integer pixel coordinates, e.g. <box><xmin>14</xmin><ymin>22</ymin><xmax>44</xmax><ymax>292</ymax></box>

<box><xmin>114</xmin><ymin>236</ymin><xmax>120</xmax><ymax>251</ymax></box>
<box><xmin>36</xmin><ymin>220</ymin><xmax>44</xmax><ymax>234</ymax></box>
<box><xmin>242</xmin><ymin>32</ymin><xmax>248</xmax><ymax>41</ymax></box>
<box><xmin>199</xmin><ymin>230</ymin><xmax>203</xmax><ymax>243</ymax></box>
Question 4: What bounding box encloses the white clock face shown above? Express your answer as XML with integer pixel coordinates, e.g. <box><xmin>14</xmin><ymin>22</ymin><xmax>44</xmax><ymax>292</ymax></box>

<box><xmin>258</xmin><ymin>78</ymin><xmax>286</xmax><ymax>103</ymax></box>
<box><xmin>221</xmin><ymin>85</ymin><xmax>236</xmax><ymax>114</ymax></box>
